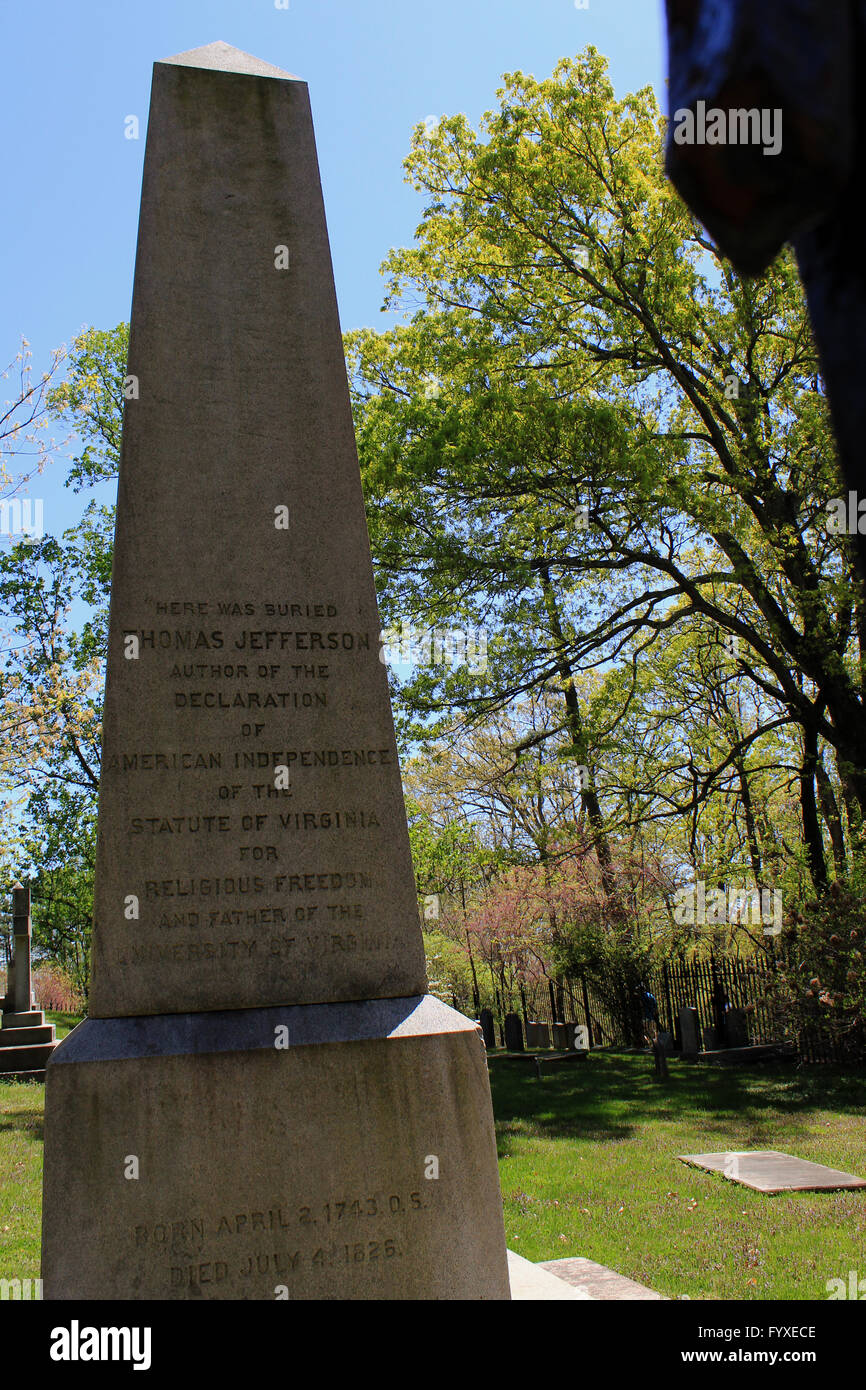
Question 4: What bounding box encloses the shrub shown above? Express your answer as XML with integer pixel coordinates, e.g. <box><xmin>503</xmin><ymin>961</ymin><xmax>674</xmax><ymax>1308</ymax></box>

<box><xmin>769</xmin><ymin>882</ymin><xmax>866</xmax><ymax>1059</ymax></box>
<box><xmin>554</xmin><ymin>921</ymin><xmax>657</xmax><ymax>1046</ymax></box>
<box><xmin>32</xmin><ymin>962</ymin><xmax>84</xmax><ymax>1015</ymax></box>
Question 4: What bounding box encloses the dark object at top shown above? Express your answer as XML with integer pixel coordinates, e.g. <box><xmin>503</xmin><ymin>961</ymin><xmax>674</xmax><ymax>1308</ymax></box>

<box><xmin>663</xmin><ymin>0</ymin><xmax>851</xmax><ymax>276</ymax></box>
<box><xmin>663</xmin><ymin>0</ymin><xmax>866</xmax><ymax>581</ymax></box>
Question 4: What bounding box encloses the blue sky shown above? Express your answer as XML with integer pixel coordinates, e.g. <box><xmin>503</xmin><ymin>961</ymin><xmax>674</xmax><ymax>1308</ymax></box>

<box><xmin>1</xmin><ymin>0</ymin><xmax>665</xmax><ymax>536</ymax></box>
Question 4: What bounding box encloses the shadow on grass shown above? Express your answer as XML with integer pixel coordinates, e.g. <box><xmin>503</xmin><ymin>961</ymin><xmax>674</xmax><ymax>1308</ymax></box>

<box><xmin>0</xmin><ymin>1109</ymin><xmax>43</xmax><ymax>1141</ymax></box>
<box><xmin>487</xmin><ymin>1052</ymin><xmax>866</xmax><ymax>1153</ymax></box>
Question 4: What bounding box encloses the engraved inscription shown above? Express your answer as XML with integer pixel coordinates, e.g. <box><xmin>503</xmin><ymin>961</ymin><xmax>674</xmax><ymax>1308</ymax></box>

<box><xmin>130</xmin><ymin>1188</ymin><xmax>431</xmax><ymax>1290</ymax></box>
<box><xmin>98</xmin><ymin>588</ymin><xmax>419</xmax><ymax>1003</ymax></box>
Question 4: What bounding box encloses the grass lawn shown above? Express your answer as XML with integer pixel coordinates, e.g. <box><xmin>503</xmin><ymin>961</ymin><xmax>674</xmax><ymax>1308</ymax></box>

<box><xmin>491</xmin><ymin>1051</ymin><xmax>866</xmax><ymax>1301</ymax></box>
<box><xmin>0</xmin><ymin>1013</ymin><xmax>81</xmax><ymax>1284</ymax></box>
<box><xmin>2</xmin><ymin>1033</ymin><xmax>864</xmax><ymax>1298</ymax></box>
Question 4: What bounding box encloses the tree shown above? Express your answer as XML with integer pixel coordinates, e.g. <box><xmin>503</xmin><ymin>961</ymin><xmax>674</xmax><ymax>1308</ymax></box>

<box><xmin>0</xmin><ymin>336</ymin><xmax>66</xmax><ymax>510</ymax></box>
<box><xmin>770</xmin><ymin>883</ymin><xmax>866</xmax><ymax>1060</ymax></box>
<box><xmin>404</xmin><ymin>692</ymin><xmax>591</xmax><ymax>865</ymax></box>
<box><xmin>348</xmin><ymin>48</ymin><xmax>861</xmax><ymax>899</ymax></box>
<box><xmin>0</xmin><ymin>329</ymin><xmax>119</xmax><ymax>992</ymax></box>
<box><xmin>46</xmin><ymin>324</ymin><xmax>127</xmax><ymax>490</ymax></box>
<box><xmin>0</xmin><ymin>327</ymin><xmax>121</xmax><ymax>810</ymax></box>
<box><xmin>0</xmin><ymin>336</ymin><xmax>69</xmax><ymax>856</ymax></box>
<box><xmin>24</xmin><ymin>783</ymin><xmax>96</xmax><ymax>999</ymax></box>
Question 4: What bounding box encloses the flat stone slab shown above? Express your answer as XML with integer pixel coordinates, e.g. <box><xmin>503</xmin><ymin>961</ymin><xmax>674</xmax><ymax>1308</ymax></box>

<box><xmin>531</xmin><ymin>1050</ymin><xmax>588</xmax><ymax>1063</ymax></box>
<box><xmin>679</xmin><ymin>1150</ymin><xmax>866</xmax><ymax>1193</ymax></box>
<box><xmin>688</xmin><ymin>1043</ymin><xmax>797</xmax><ymax>1066</ymax></box>
<box><xmin>539</xmin><ymin>1256</ymin><xmax>665</xmax><ymax>1300</ymax></box>
<box><xmin>507</xmin><ymin>1251</ymin><xmax>594</xmax><ymax>1300</ymax></box>
<box><xmin>490</xmin><ymin>1051</ymin><xmax>587</xmax><ymax>1063</ymax></box>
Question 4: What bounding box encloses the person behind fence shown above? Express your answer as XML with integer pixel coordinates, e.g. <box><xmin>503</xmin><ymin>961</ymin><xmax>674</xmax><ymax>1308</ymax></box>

<box><xmin>712</xmin><ymin>978</ymin><xmax>731</xmax><ymax>1046</ymax></box>
<box><xmin>639</xmin><ymin>983</ymin><xmax>659</xmax><ymax>1043</ymax></box>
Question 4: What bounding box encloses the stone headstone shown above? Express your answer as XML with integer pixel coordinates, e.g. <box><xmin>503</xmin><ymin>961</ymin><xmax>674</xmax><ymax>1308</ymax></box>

<box><xmin>533</xmin><ymin>1021</ymin><xmax>551</xmax><ymax>1049</ymax></box>
<box><xmin>479</xmin><ymin>1008</ymin><xmax>496</xmax><ymax>1051</ymax></box>
<box><xmin>41</xmin><ymin>42</ymin><xmax>510</xmax><ymax>1301</ymax></box>
<box><xmin>678</xmin><ymin>1006</ymin><xmax>702</xmax><ymax>1055</ymax></box>
<box><xmin>703</xmin><ymin>1025</ymin><xmax>719</xmax><ymax>1051</ymax></box>
<box><xmin>726</xmin><ymin>1008</ymin><xmax>751</xmax><ymax>1048</ymax></box>
<box><xmin>551</xmin><ymin>1022</ymin><xmax>571</xmax><ymax>1050</ymax></box>
<box><xmin>651</xmin><ymin>1035</ymin><xmax>669</xmax><ymax>1079</ymax></box>
<box><xmin>504</xmin><ymin>1012</ymin><xmax>524</xmax><ymax>1052</ymax></box>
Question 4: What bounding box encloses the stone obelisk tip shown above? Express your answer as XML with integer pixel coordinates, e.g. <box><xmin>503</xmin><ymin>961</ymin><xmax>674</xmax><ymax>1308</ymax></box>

<box><xmin>159</xmin><ymin>40</ymin><xmax>301</xmax><ymax>81</ymax></box>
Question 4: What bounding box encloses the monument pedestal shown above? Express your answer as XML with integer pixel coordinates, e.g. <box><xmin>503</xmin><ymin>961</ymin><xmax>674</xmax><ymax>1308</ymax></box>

<box><xmin>43</xmin><ymin>996</ymin><xmax>509</xmax><ymax>1300</ymax></box>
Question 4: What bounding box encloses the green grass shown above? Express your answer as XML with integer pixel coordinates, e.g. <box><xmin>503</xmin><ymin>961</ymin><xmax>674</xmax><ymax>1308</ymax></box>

<box><xmin>2</xmin><ymin>1033</ymin><xmax>864</xmax><ymax>1297</ymax></box>
<box><xmin>45</xmin><ymin>1013</ymin><xmax>82</xmax><ymax>1043</ymax></box>
<box><xmin>0</xmin><ymin>1012</ymin><xmax>82</xmax><ymax>1282</ymax></box>
<box><xmin>491</xmin><ymin>1051</ymin><xmax>866</xmax><ymax>1300</ymax></box>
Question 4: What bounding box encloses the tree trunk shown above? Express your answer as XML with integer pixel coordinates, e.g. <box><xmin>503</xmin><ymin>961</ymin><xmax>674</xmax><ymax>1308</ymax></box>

<box><xmin>801</xmin><ymin>725</ymin><xmax>829</xmax><ymax>891</ymax></box>
<box><xmin>735</xmin><ymin>757</ymin><xmax>764</xmax><ymax>889</ymax></box>
<box><xmin>538</xmin><ymin>566</ymin><xmax>621</xmax><ymax>913</ymax></box>
<box><xmin>815</xmin><ymin>755</ymin><xmax>847</xmax><ymax>878</ymax></box>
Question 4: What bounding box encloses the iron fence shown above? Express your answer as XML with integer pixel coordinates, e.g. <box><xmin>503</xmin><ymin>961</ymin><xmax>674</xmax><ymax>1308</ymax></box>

<box><xmin>452</xmin><ymin>950</ymin><xmax>856</xmax><ymax>1062</ymax></box>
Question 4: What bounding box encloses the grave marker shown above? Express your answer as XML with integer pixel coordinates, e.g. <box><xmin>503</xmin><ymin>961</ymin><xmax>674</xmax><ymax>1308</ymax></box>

<box><xmin>41</xmin><ymin>41</ymin><xmax>510</xmax><ymax>1301</ymax></box>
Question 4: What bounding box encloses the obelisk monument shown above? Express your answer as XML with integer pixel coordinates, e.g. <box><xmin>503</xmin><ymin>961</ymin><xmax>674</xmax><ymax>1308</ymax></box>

<box><xmin>41</xmin><ymin>42</ymin><xmax>510</xmax><ymax>1300</ymax></box>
